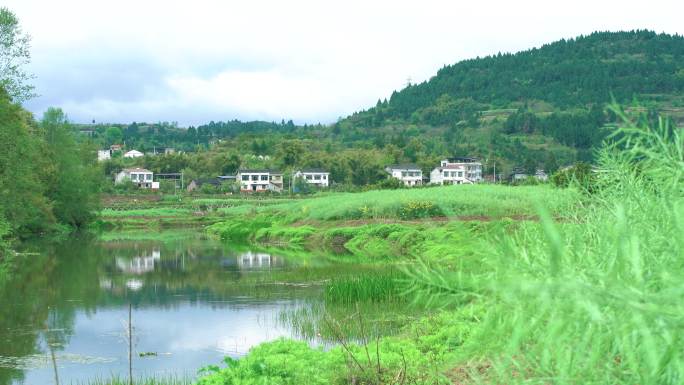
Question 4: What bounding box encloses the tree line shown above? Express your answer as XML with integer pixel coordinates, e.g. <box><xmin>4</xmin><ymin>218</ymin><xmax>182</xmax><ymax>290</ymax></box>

<box><xmin>0</xmin><ymin>7</ymin><xmax>100</xmax><ymax>241</ymax></box>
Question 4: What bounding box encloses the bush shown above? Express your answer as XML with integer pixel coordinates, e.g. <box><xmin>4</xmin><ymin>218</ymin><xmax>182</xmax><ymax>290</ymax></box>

<box><xmin>197</xmin><ymin>339</ymin><xmax>343</xmax><ymax>385</ymax></box>
<box><xmin>373</xmin><ymin>177</ymin><xmax>405</xmax><ymax>190</ymax></box>
<box><xmin>551</xmin><ymin>161</ymin><xmax>596</xmax><ymax>191</ymax></box>
<box><xmin>397</xmin><ymin>200</ymin><xmax>444</xmax><ymax>220</ymax></box>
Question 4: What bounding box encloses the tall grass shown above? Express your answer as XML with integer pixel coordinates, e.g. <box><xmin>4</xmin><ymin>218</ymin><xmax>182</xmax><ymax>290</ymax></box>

<box><xmin>409</xmin><ymin>112</ymin><xmax>684</xmax><ymax>384</ymax></box>
<box><xmin>217</xmin><ymin>184</ymin><xmax>580</xmax><ymax>223</ymax></box>
<box><xmin>324</xmin><ymin>270</ymin><xmax>406</xmax><ymax>304</ymax></box>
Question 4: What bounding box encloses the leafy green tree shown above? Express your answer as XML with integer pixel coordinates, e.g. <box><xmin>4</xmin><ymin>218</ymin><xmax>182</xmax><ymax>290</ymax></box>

<box><xmin>278</xmin><ymin>140</ymin><xmax>305</xmax><ymax>167</ymax></box>
<box><xmin>0</xmin><ymin>7</ymin><xmax>34</xmax><ymax>102</ymax></box>
<box><xmin>105</xmin><ymin>126</ymin><xmax>123</xmax><ymax>145</ymax></box>
<box><xmin>42</xmin><ymin>108</ymin><xmax>100</xmax><ymax>228</ymax></box>
<box><xmin>0</xmin><ymin>89</ymin><xmax>53</xmax><ymax>232</ymax></box>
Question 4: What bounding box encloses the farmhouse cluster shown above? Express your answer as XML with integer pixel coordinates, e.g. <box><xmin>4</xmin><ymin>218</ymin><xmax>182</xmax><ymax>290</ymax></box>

<box><xmin>103</xmin><ymin>144</ymin><xmax>542</xmax><ymax>192</ymax></box>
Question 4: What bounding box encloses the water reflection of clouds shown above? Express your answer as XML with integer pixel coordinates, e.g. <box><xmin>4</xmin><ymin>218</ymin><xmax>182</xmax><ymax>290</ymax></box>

<box><xmin>20</xmin><ymin>301</ymin><xmax>304</xmax><ymax>384</ymax></box>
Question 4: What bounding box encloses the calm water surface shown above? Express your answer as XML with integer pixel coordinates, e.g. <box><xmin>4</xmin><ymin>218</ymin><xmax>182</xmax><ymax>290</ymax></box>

<box><xmin>0</xmin><ymin>232</ymin><xmax>341</xmax><ymax>385</ymax></box>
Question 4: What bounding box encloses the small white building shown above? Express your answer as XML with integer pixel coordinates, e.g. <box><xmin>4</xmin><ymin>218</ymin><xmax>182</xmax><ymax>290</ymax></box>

<box><xmin>430</xmin><ymin>157</ymin><xmax>483</xmax><ymax>185</ymax></box>
<box><xmin>511</xmin><ymin>168</ymin><xmax>528</xmax><ymax>182</ymax></box>
<box><xmin>385</xmin><ymin>164</ymin><xmax>423</xmax><ymax>187</ymax></box>
<box><xmin>115</xmin><ymin>168</ymin><xmax>158</xmax><ymax>189</ymax></box>
<box><xmin>293</xmin><ymin>168</ymin><xmax>330</xmax><ymax>188</ymax></box>
<box><xmin>123</xmin><ymin>150</ymin><xmax>144</xmax><ymax>158</ymax></box>
<box><xmin>534</xmin><ymin>169</ymin><xmax>549</xmax><ymax>182</ymax></box>
<box><xmin>97</xmin><ymin>149</ymin><xmax>111</xmax><ymax>161</ymax></box>
<box><xmin>237</xmin><ymin>169</ymin><xmax>284</xmax><ymax>192</ymax></box>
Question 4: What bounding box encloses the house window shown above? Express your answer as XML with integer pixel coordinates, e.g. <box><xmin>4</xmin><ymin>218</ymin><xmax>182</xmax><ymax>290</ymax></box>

<box><xmin>260</xmin><ymin>175</ymin><xmax>268</xmax><ymax>181</ymax></box>
<box><xmin>443</xmin><ymin>171</ymin><xmax>448</xmax><ymax>177</ymax></box>
<box><xmin>314</xmin><ymin>175</ymin><xmax>321</xmax><ymax>180</ymax></box>
<box><xmin>458</xmin><ymin>172</ymin><xmax>463</xmax><ymax>177</ymax></box>
<box><xmin>323</xmin><ymin>175</ymin><xmax>327</xmax><ymax>180</ymax></box>
<box><xmin>242</xmin><ymin>175</ymin><xmax>249</xmax><ymax>181</ymax></box>
<box><xmin>251</xmin><ymin>175</ymin><xmax>258</xmax><ymax>181</ymax></box>
<box><xmin>146</xmin><ymin>174</ymin><xmax>152</xmax><ymax>181</ymax></box>
<box><xmin>306</xmin><ymin>175</ymin><xmax>312</xmax><ymax>180</ymax></box>
<box><xmin>401</xmin><ymin>171</ymin><xmax>407</xmax><ymax>177</ymax></box>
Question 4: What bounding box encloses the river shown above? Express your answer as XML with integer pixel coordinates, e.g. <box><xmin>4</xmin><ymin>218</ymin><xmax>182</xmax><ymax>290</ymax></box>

<box><xmin>0</xmin><ymin>231</ymin><xmax>394</xmax><ymax>385</ymax></box>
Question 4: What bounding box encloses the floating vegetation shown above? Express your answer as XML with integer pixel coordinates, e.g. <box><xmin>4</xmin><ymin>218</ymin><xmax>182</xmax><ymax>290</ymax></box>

<box><xmin>0</xmin><ymin>353</ymin><xmax>116</xmax><ymax>370</ymax></box>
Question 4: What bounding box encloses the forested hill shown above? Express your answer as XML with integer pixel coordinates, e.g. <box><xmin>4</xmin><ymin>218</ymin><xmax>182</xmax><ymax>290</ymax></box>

<box><xmin>348</xmin><ymin>30</ymin><xmax>684</xmax><ymax>125</ymax></box>
<box><xmin>90</xmin><ymin>31</ymin><xmax>684</xmax><ymax>182</ymax></box>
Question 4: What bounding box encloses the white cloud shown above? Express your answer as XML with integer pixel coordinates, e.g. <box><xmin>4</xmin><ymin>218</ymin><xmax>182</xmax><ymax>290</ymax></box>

<box><xmin>5</xmin><ymin>0</ymin><xmax>684</xmax><ymax>125</ymax></box>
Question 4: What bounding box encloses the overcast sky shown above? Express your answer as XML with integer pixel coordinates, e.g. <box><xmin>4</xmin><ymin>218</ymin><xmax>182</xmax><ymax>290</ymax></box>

<box><xmin>5</xmin><ymin>0</ymin><xmax>683</xmax><ymax>126</ymax></box>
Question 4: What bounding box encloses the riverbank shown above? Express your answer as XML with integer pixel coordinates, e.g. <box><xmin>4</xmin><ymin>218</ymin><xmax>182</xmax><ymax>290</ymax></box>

<box><xmin>194</xmin><ymin>121</ymin><xmax>684</xmax><ymax>384</ymax></box>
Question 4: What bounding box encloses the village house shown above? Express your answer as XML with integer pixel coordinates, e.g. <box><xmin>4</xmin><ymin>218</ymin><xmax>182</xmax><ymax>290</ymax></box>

<box><xmin>110</xmin><ymin>144</ymin><xmax>123</xmax><ymax>152</ymax></box>
<box><xmin>385</xmin><ymin>164</ymin><xmax>423</xmax><ymax>187</ymax></box>
<box><xmin>115</xmin><ymin>168</ymin><xmax>159</xmax><ymax>189</ymax></box>
<box><xmin>237</xmin><ymin>169</ymin><xmax>284</xmax><ymax>192</ymax></box>
<box><xmin>123</xmin><ymin>150</ymin><xmax>144</xmax><ymax>158</ymax></box>
<box><xmin>293</xmin><ymin>168</ymin><xmax>330</xmax><ymax>188</ymax></box>
<box><xmin>510</xmin><ymin>167</ymin><xmax>528</xmax><ymax>182</ymax></box>
<box><xmin>430</xmin><ymin>157</ymin><xmax>483</xmax><ymax>185</ymax></box>
<box><xmin>97</xmin><ymin>149</ymin><xmax>111</xmax><ymax>161</ymax></box>
<box><xmin>534</xmin><ymin>169</ymin><xmax>549</xmax><ymax>182</ymax></box>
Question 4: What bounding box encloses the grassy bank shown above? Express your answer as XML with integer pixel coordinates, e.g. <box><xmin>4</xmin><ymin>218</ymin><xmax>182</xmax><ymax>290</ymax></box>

<box><xmin>206</xmin><ymin>184</ymin><xmax>580</xmax><ymax>258</ymax></box>
<box><xmin>196</xmin><ymin>116</ymin><xmax>683</xmax><ymax>384</ymax></box>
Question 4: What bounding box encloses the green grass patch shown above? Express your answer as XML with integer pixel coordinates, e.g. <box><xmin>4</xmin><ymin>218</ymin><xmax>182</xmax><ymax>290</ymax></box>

<box><xmin>324</xmin><ymin>270</ymin><xmax>406</xmax><ymax>304</ymax></box>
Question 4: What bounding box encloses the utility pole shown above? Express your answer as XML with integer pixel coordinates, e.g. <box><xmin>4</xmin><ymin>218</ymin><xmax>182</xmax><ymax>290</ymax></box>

<box><xmin>45</xmin><ymin>308</ymin><xmax>60</xmax><ymax>385</ymax></box>
<box><xmin>493</xmin><ymin>163</ymin><xmax>496</xmax><ymax>184</ymax></box>
<box><xmin>128</xmin><ymin>303</ymin><xmax>133</xmax><ymax>385</ymax></box>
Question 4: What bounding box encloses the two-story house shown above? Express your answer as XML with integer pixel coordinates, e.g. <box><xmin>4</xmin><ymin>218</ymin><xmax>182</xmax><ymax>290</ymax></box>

<box><xmin>293</xmin><ymin>168</ymin><xmax>330</xmax><ymax>188</ymax></box>
<box><xmin>115</xmin><ymin>168</ymin><xmax>158</xmax><ymax>189</ymax></box>
<box><xmin>237</xmin><ymin>169</ymin><xmax>284</xmax><ymax>192</ymax></box>
<box><xmin>430</xmin><ymin>157</ymin><xmax>483</xmax><ymax>185</ymax></box>
<box><xmin>385</xmin><ymin>164</ymin><xmax>423</xmax><ymax>187</ymax></box>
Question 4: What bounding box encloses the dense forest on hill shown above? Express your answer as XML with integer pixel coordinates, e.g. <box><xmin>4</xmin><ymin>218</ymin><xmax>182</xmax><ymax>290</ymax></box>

<box><xmin>91</xmin><ymin>30</ymin><xmax>684</xmax><ymax>183</ymax></box>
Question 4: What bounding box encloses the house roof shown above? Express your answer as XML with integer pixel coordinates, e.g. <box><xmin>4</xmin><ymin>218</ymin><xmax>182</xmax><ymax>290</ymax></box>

<box><xmin>386</xmin><ymin>164</ymin><xmax>421</xmax><ymax>171</ymax></box>
<box><xmin>447</xmin><ymin>156</ymin><xmax>480</xmax><ymax>163</ymax></box>
<box><xmin>238</xmin><ymin>169</ymin><xmax>282</xmax><ymax>175</ymax></box>
<box><xmin>191</xmin><ymin>178</ymin><xmax>221</xmax><ymax>186</ymax></box>
<box><xmin>298</xmin><ymin>168</ymin><xmax>329</xmax><ymax>173</ymax></box>
<box><xmin>217</xmin><ymin>175</ymin><xmax>236</xmax><ymax>180</ymax></box>
<box><xmin>441</xmin><ymin>164</ymin><xmax>465</xmax><ymax>169</ymax></box>
<box><xmin>122</xmin><ymin>168</ymin><xmax>152</xmax><ymax>173</ymax></box>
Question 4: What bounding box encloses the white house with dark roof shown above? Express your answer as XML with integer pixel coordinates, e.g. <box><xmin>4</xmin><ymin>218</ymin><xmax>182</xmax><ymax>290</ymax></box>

<box><xmin>237</xmin><ymin>169</ymin><xmax>283</xmax><ymax>192</ymax></box>
<box><xmin>115</xmin><ymin>168</ymin><xmax>158</xmax><ymax>189</ymax></box>
<box><xmin>293</xmin><ymin>168</ymin><xmax>330</xmax><ymax>188</ymax></box>
<box><xmin>430</xmin><ymin>157</ymin><xmax>483</xmax><ymax>185</ymax></box>
<box><xmin>385</xmin><ymin>164</ymin><xmax>423</xmax><ymax>187</ymax></box>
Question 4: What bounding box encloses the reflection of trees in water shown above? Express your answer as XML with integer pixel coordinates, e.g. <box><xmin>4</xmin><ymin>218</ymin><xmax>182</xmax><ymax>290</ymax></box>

<box><xmin>0</xmin><ymin>235</ymin><xmax>95</xmax><ymax>385</ymax></box>
<box><xmin>0</xmin><ymin>234</ymin><xmax>314</xmax><ymax>384</ymax></box>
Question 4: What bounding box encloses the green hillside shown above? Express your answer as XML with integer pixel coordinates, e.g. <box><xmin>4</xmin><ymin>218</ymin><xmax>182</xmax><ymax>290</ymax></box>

<box><xmin>95</xmin><ymin>30</ymin><xmax>684</xmax><ymax>181</ymax></box>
